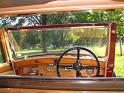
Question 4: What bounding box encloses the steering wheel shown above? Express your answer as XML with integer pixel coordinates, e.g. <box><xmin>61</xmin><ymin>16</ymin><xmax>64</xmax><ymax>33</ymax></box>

<box><xmin>56</xmin><ymin>47</ymin><xmax>100</xmax><ymax>77</ymax></box>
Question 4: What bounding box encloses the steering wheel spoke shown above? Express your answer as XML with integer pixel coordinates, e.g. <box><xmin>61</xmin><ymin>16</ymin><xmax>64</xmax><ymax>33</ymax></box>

<box><xmin>58</xmin><ymin>64</ymin><xmax>73</xmax><ymax>69</ymax></box>
<box><xmin>77</xmin><ymin>48</ymin><xmax>80</xmax><ymax>63</ymax></box>
<box><xmin>76</xmin><ymin>71</ymin><xmax>81</xmax><ymax>77</ymax></box>
<box><xmin>82</xmin><ymin>66</ymin><xmax>98</xmax><ymax>69</ymax></box>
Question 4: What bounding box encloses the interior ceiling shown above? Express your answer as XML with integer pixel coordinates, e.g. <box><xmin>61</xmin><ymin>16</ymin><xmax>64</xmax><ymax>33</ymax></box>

<box><xmin>0</xmin><ymin>0</ymin><xmax>124</xmax><ymax>16</ymax></box>
<box><xmin>0</xmin><ymin>0</ymin><xmax>54</xmax><ymax>8</ymax></box>
<box><xmin>0</xmin><ymin>0</ymin><xmax>124</xmax><ymax>8</ymax></box>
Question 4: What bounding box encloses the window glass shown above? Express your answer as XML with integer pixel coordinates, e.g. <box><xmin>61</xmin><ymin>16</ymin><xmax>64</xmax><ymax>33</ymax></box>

<box><xmin>9</xmin><ymin>26</ymin><xmax>108</xmax><ymax>61</ymax></box>
<box><xmin>0</xmin><ymin>40</ymin><xmax>4</xmax><ymax>63</ymax></box>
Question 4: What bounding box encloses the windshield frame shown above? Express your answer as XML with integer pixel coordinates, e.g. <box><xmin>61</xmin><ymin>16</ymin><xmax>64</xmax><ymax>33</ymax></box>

<box><xmin>6</xmin><ymin>23</ymin><xmax>114</xmax><ymax>59</ymax></box>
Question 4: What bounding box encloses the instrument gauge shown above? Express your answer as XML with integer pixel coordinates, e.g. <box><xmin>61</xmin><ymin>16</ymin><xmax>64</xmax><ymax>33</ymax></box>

<box><xmin>86</xmin><ymin>69</ymin><xmax>94</xmax><ymax>75</ymax></box>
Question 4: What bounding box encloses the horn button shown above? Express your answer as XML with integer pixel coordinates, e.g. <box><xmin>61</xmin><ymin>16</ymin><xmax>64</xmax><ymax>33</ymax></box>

<box><xmin>73</xmin><ymin>62</ymin><xmax>82</xmax><ymax>71</ymax></box>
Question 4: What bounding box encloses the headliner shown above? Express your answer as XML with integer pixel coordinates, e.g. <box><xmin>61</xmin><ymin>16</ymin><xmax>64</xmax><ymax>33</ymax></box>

<box><xmin>0</xmin><ymin>0</ymin><xmax>124</xmax><ymax>16</ymax></box>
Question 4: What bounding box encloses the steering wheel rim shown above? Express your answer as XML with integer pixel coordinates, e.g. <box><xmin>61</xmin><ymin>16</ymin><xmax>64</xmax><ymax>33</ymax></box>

<box><xmin>56</xmin><ymin>47</ymin><xmax>100</xmax><ymax>77</ymax></box>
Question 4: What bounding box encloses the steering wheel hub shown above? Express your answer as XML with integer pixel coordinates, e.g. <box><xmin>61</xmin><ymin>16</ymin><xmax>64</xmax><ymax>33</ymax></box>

<box><xmin>73</xmin><ymin>62</ymin><xmax>82</xmax><ymax>71</ymax></box>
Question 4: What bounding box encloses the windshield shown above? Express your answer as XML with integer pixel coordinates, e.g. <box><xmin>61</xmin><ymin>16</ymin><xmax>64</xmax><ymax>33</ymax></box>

<box><xmin>8</xmin><ymin>25</ymin><xmax>108</xmax><ymax>59</ymax></box>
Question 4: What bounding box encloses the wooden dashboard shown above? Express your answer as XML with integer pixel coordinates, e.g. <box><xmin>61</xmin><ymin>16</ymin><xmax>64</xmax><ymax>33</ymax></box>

<box><xmin>14</xmin><ymin>56</ymin><xmax>105</xmax><ymax>77</ymax></box>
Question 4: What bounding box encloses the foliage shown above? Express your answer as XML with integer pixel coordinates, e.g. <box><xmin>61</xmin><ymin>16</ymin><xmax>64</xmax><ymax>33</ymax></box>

<box><xmin>0</xmin><ymin>10</ymin><xmax>124</xmax><ymax>53</ymax></box>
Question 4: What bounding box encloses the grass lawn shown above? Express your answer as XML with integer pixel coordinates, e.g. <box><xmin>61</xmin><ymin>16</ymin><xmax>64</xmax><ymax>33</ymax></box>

<box><xmin>92</xmin><ymin>44</ymin><xmax>124</xmax><ymax>77</ymax></box>
<box><xmin>114</xmin><ymin>44</ymin><xmax>124</xmax><ymax>77</ymax></box>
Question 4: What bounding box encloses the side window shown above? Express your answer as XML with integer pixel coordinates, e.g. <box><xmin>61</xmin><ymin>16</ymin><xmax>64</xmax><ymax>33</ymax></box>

<box><xmin>0</xmin><ymin>40</ymin><xmax>4</xmax><ymax>63</ymax></box>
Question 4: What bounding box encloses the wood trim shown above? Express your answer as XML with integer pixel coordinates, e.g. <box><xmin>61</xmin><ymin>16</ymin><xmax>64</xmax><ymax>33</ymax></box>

<box><xmin>0</xmin><ymin>76</ymin><xmax>124</xmax><ymax>91</ymax></box>
<box><xmin>0</xmin><ymin>63</ymin><xmax>11</xmax><ymax>73</ymax></box>
<box><xmin>7</xmin><ymin>23</ymin><xmax>109</xmax><ymax>30</ymax></box>
<box><xmin>14</xmin><ymin>56</ymin><xmax>105</xmax><ymax>67</ymax></box>
<box><xmin>0</xmin><ymin>88</ymin><xmax>123</xmax><ymax>93</ymax></box>
<box><xmin>106</xmin><ymin>23</ymin><xmax>117</xmax><ymax>77</ymax></box>
<box><xmin>0</xmin><ymin>29</ymin><xmax>10</xmax><ymax>63</ymax></box>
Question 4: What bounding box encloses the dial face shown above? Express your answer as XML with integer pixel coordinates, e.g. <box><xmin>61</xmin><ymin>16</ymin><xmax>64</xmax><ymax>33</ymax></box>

<box><xmin>47</xmin><ymin>64</ymin><xmax>55</xmax><ymax>72</ymax></box>
<box><xmin>86</xmin><ymin>69</ymin><xmax>94</xmax><ymax>75</ymax></box>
